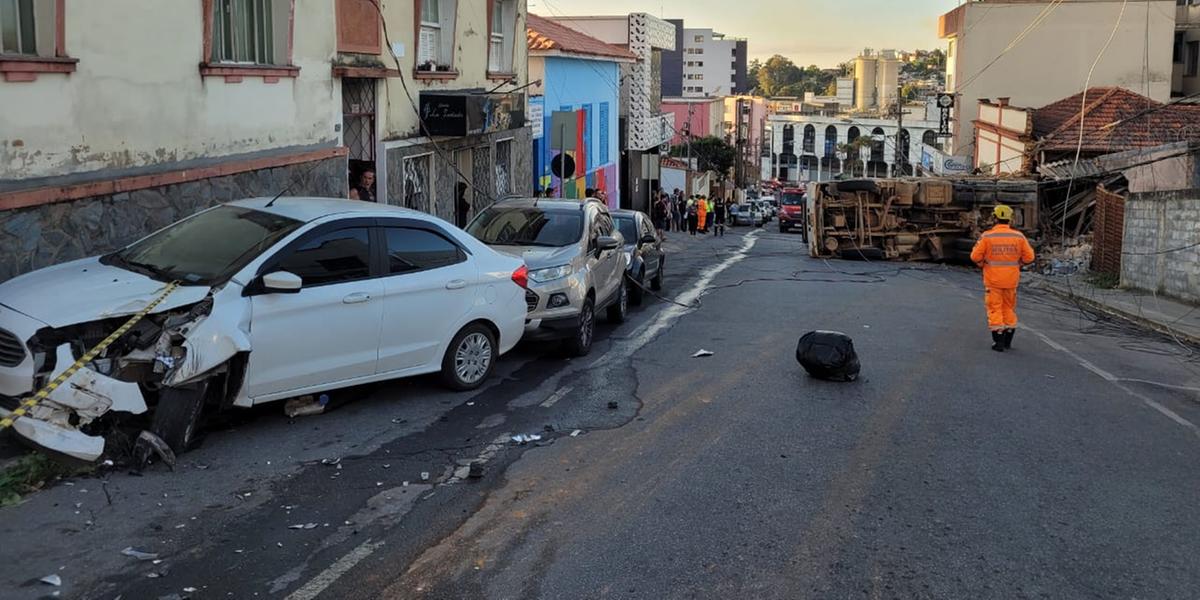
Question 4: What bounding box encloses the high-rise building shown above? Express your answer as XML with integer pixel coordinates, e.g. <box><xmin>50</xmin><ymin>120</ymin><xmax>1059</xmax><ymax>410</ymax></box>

<box><xmin>680</xmin><ymin>28</ymin><xmax>749</xmax><ymax>97</ymax></box>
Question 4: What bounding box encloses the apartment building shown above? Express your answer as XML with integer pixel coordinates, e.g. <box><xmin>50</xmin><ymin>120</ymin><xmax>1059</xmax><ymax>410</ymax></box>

<box><xmin>939</xmin><ymin>0</ymin><xmax>1175</xmax><ymax>155</ymax></box>
<box><xmin>1175</xmin><ymin>0</ymin><xmax>1200</xmax><ymax>97</ymax></box>
<box><xmin>680</xmin><ymin>28</ymin><xmax>748</xmax><ymax>97</ymax></box>
<box><xmin>0</xmin><ymin>0</ymin><xmax>532</xmax><ymax>281</ymax></box>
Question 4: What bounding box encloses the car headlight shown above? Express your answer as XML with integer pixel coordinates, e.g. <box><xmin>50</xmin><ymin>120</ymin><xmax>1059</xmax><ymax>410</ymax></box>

<box><xmin>528</xmin><ymin>264</ymin><xmax>574</xmax><ymax>283</ymax></box>
<box><xmin>623</xmin><ymin>251</ymin><xmax>632</xmax><ymax>265</ymax></box>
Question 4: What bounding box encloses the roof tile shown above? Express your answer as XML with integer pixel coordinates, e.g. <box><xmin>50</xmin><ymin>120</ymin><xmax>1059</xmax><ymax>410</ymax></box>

<box><xmin>1032</xmin><ymin>87</ymin><xmax>1200</xmax><ymax>153</ymax></box>
<box><xmin>527</xmin><ymin>14</ymin><xmax>636</xmax><ymax>61</ymax></box>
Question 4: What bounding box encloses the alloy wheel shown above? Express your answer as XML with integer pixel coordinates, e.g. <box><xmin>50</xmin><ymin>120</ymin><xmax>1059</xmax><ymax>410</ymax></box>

<box><xmin>454</xmin><ymin>332</ymin><xmax>493</xmax><ymax>385</ymax></box>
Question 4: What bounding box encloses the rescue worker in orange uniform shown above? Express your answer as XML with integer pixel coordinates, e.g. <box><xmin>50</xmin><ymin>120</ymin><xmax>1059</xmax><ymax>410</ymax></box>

<box><xmin>970</xmin><ymin>205</ymin><xmax>1036</xmax><ymax>352</ymax></box>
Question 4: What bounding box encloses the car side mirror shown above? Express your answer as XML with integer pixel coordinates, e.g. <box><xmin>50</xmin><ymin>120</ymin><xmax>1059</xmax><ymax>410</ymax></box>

<box><xmin>639</xmin><ymin>234</ymin><xmax>657</xmax><ymax>246</ymax></box>
<box><xmin>597</xmin><ymin>236</ymin><xmax>620</xmax><ymax>252</ymax></box>
<box><xmin>262</xmin><ymin>271</ymin><xmax>302</xmax><ymax>294</ymax></box>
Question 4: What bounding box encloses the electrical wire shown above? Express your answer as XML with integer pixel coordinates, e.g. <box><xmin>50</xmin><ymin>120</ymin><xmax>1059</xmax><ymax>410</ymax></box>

<box><xmin>1061</xmin><ymin>0</ymin><xmax>1129</xmax><ymax>241</ymax></box>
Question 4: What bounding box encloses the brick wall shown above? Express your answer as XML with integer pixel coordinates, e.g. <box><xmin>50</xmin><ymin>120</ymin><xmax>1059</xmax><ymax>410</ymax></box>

<box><xmin>1121</xmin><ymin>189</ymin><xmax>1200</xmax><ymax>303</ymax></box>
<box><xmin>1091</xmin><ymin>186</ymin><xmax>1125</xmax><ymax>275</ymax></box>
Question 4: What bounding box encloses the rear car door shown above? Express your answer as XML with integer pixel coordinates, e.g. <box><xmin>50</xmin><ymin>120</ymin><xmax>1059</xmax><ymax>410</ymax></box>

<box><xmin>376</xmin><ymin>225</ymin><xmax>477</xmax><ymax>373</ymax></box>
<box><xmin>246</xmin><ymin>225</ymin><xmax>383</xmax><ymax>399</ymax></box>
<box><xmin>593</xmin><ymin>211</ymin><xmax>621</xmax><ymax>302</ymax></box>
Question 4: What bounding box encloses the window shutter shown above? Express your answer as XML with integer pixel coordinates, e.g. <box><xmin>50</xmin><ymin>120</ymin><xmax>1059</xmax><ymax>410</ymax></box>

<box><xmin>418</xmin><ymin>26</ymin><xmax>438</xmax><ymax>65</ymax></box>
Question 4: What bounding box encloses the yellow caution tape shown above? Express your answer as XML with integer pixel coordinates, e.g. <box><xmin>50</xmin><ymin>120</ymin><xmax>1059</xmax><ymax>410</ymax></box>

<box><xmin>0</xmin><ymin>281</ymin><xmax>181</xmax><ymax>430</ymax></box>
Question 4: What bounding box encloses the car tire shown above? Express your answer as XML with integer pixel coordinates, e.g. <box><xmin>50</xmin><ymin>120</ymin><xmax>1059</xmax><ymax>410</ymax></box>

<box><xmin>151</xmin><ymin>383</ymin><xmax>208</xmax><ymax>454</ymax></box>
<box><xmin>650</xmin><ymin>259</ymin><xmax>664</xmax><ymax>291</ymax></box>
<box><xmin>629</xmin><ymin>270</ymin><xmax>645</xmax><ymax>306</ymax></box>
<box><xmin>564</xmin><ymin>298</ymin><xmax>596</xmax><ymax>357</ymax></box>
<box><xmin>440</xmin><ymin>323</ymin><xmax>497</xmax><ymax>391</ymax></box>
<box><xmin>607</xmin><ymin>279</ymin><xmax>628</xmax><ymax>324</ymax></box>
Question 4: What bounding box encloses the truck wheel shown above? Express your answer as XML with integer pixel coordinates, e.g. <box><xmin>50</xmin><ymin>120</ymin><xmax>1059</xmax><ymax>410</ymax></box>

<box><xmin>151</xmin><ymin>383</ymin><xmax>209</xmax><ymax>454</ymax></box>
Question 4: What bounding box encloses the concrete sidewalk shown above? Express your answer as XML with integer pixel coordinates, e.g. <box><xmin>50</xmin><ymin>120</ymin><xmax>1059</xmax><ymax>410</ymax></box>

<box><xmin>1030</xmin><ymin>275</ymin><xmax>1200</xmax><ymax>346</ymax></box>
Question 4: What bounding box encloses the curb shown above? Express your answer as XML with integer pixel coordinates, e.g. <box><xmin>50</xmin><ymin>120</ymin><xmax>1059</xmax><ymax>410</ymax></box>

<box><xmin>1032</xmin><ymin>281</ymin><xmax>1200</xmax><ymax>347</ymax></box>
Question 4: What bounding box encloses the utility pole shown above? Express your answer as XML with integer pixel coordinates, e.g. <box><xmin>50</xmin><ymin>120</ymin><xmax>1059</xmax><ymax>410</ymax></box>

<box><xmin>895</xmin><ymin>80</ymin><xmax>904</xmax><ymax>177</ymax></box>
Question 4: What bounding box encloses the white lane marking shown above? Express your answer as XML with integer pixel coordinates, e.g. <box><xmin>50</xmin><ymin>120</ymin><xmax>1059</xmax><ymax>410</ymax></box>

<box><xmin>1026</xmin><ymin>325</ymin><xmax>1200</xmax><ymax>438</ymax></box>
<box><xmin>540</xmin><ymin>386</ymin><xmax>574</xmax><ymax>408</ymax></box>
<box><xmin>444</xmin><ymin>434</ymin><xmax>511</xmax><ymax>485</ymax></box>
<box><xmin>284</xmin><ymin>539</ymin><xmax>385</xmax><ymax>600</ymax></box>
<box><xmin>1112</xmin><ymin>378</ymin><xmax>1200</xmax><ymax>394</ymax></box>
<box><xmin>589</xmin><ymin>230</ymin><xmax>762</xmax><ymax>371</ymax></box>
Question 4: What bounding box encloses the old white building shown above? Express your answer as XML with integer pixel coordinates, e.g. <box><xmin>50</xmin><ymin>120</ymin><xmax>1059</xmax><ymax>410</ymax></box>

<box><xmin>766</xmin><ymin>106</ymin><xmax>941</xmax><ymax>182</ymax></box>
<box><xmin>0</xmin><ymin>0</ymin><xmax>532</xmax><ymax>281</ymax></box>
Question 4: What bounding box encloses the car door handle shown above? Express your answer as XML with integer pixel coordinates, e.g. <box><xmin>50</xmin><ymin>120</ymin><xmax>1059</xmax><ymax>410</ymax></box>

<box><xmin>445</xmin><ymin>279</ymin><xmax>467</xmax><ymax>290</ymax></box>
<box><xmin>343</xmin><ymin>292</ymin><xmax>372</xmax><ymax>304</ymax></box>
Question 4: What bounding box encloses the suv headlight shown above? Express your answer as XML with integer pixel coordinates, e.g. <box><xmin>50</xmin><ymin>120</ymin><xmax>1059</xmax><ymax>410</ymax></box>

<box><xmin>528</xmin><ymin>264</ymin><xmax>574</xmax><ymax>283</ymax></box>
<box><xmin>623</xmin><ymin>251</ymin><xmax>632</xmax><ymax>265</ymax></box>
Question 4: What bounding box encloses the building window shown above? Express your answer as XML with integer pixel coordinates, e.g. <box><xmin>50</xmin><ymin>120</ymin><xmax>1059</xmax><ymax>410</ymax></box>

<box><xmin>694</xmin><ymin>35</ymin><xmax>703</xmax><ymax>43</ymax></box>
<box><xmin>212</xmin><ymin>0</ymin><xmax>288</xmax><ymax>64</ymax></box>
<box><xmin>342</xmin><ymin>78</ymin><xmax>376</xmax><ymax>161</ymax></box>
<box><xmin>488</xmin><ymin>0</ymin><xmax>515</xmax><ymax>74</ymax></box>
<box><xmin>1175</xmin><ymin>31</ymin><xmax>1186</xmax><ymax>64</ymax></box>
<box><xmin>1188</xmin><ymin>41</ymin><xmax>1200</xmax><ymax>77</ymax></box>
<box><xmin>403</xmin><ymin>153</ymin><xmax>433</xmax><ymax>212</ymax></box>
<box><xmin>731</xmin><ymin>48</ymin><xmax>736</xmax><ymax>57</ymax></box>
<box><xmin>417</xmin><ymin>0</ymin><xmax>456</xmax><ymax>72</ymax></box>
<box><xmin>494</xmin><ymin>139</ymin><xmax>513</xmax><ymax>196</ymax></box>
<box><xmin>0</xmin><ymin>0</ymin><xmax>36</xmax><ymax>55</ymax></box>
<box><xmin>599</xmin><ymin>102</ymin><xmax>610</xmax><ymax>164</ymax></box>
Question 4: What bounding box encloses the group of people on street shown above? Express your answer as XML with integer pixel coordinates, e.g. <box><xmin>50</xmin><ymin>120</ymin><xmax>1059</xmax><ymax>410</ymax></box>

<box><xmin>652</xmin><ymin>188</ymin><xmax>728</xmax><ymax>238</ymax></box>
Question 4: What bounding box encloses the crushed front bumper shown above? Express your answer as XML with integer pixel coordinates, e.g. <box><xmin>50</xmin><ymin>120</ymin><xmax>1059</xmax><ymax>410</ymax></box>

<box><xmin>0</xmin><ymin>405</ymin><xmax>106</xmax><ymax>462</ymax></box>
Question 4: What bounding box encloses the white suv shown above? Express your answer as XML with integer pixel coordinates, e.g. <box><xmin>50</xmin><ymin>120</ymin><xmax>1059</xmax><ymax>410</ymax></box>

<box><xmin>0</xmin><ymin>198</ymin><xmax>529</xmax><ymax>461</ymax></box>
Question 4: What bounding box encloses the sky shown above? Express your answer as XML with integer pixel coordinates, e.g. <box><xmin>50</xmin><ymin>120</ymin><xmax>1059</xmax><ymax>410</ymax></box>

<box><xmin>529</xmin><ymin>0</ymin><xmax>963</xmax><ymax>68</ymax></box>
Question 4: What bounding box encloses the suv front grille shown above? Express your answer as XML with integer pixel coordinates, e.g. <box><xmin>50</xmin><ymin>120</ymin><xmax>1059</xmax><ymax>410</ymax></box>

<box><xmin>0</xmin><ymin>328</ymin><xmax>26</xmax><ymax>367</ymax></box>
<box><xmin>525</xmin><ymin>290</ymin><xmax>539</xmax><ymax>313</ymax></box>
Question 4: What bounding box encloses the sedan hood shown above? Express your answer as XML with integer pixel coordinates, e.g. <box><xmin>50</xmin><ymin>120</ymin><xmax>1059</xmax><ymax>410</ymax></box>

<box><xmin>0</xmin><ymin>257</ymin><xmax>211</xmax><ymax>328</ymax></box>
<box><xmin>490</xmin><ymin>245</ymin><xmax>579</xmax><ymax>270</ymax></box>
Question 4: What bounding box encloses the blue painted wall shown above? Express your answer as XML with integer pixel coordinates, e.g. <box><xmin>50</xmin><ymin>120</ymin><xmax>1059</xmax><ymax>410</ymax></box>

<box><xmin>531</xmin><ymin>56</ymin><xmax>622</xmax><ymax>208</ymax></box>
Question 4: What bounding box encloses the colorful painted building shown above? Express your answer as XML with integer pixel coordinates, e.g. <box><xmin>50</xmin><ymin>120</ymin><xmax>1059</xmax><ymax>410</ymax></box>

<box><xmin>527</xmin><ymin>14</ymin><xmax>635</xmax><ymax>208</ymax></box>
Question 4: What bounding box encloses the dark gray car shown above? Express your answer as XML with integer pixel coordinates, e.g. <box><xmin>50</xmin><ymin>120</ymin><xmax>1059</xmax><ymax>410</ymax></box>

<box><xmin>612</xmin><ymin>209</ymin><xmax>664</xmax><ymax>306</ymax></box>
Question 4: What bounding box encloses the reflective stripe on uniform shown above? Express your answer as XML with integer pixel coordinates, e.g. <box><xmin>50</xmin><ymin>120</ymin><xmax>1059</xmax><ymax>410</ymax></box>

<box><xmin>983</xmin><ymin>232</ymin><xmax>1026</xmax><ymax>239</ymax></box>
<box><xmin>987</xmin><ymin>260</ymin><xmax>1022</xmax><ymax>267</ymax></box>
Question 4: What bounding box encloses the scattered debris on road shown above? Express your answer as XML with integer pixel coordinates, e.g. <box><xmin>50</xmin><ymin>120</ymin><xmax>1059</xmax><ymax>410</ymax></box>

<box><xmin>121</xmin><ymin>547</ymin><xmax>159</xmax><ymax>561</ymax></box>
<box><xmin>40</xmin><ymin>574</ymin><xmax>62</xmax><ymax>586</ymax></box>
<box><xmin>134</xmin><ymin>431</ymin><xmax>177</xmax><ymax>471</ymax></box>
<box><xmin>284</xmin><ymin>394</ymin><xmax>331</xmax><ymax>418</ymax></box>
<box><xmin>570</xmin><ymin>429</ymin><xmax>583</xmax><ymax>437</ymax></box>
<box><xmin>692</xmin><ymin>349</ymin><xmax>715</xmax><ymax>358</ymax></box>
<box><xmin>607</xmin><ymin>401</ymin><xmax>619</xmax><ymax>410</ymax></box>
<box><xmin>511</xmin><ymin>433</ymin><xmax>542</xmax><ymax>444</ymax></box>
<box><xmin>320</xmin><ymin>457</ymin><xmax>341</xmax><ymax>466</ymax></box>
<box><xmin>796</xmin><ymin>331</ymin><xmax>861</xmax><ymax>382</ymax></box>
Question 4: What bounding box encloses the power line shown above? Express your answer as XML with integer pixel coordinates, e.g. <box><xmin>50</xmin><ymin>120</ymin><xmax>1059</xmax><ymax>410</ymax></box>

<box><xmin>1061</xmin><ymin>0</ymin><xmax>1129</xmax><ymax>241</ymax></box>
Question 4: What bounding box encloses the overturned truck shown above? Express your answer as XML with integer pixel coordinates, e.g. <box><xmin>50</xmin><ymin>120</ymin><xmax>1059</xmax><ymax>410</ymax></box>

<box><xmin>807</xmin><ymin>178</ymin><xmax>1039</xmax><ymax>262</ymax></box>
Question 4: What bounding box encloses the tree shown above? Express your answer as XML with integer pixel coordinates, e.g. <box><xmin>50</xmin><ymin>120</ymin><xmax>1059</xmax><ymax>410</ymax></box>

<box><xmin>670</xmin><ymin>136</ymin><xmax>737</xmax><ymax>175</ymax></box>
<box><xmin>823</xmin><ymin>81</ymin><xmax>838</xmax><ymax>96</ymax></box>
<box><xmin>901</xmin><ymin>83</ymin><xmax>922</xmax><ymax>102</ymax></box>
<box><xmin>756</xmin><ymin>56</ymin><xmax>838</xmax><ymax>98</ymax></box>
<box><xmin>748</xmin><ymin>59</ymin><xmax>763</xmax><ymax>93</ymax></box>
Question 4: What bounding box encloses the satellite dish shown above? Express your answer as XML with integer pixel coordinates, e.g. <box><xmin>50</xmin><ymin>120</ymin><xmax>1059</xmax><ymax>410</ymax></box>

<box><xmin>551</xmin><ymin>153</ymin><xmax>576</xmax><ymax>179</ymax></box>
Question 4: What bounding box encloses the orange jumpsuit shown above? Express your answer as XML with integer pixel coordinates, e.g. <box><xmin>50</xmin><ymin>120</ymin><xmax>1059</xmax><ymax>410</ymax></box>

<box><xmin>697</xmin><ymin>200</ymin><xmax>708</xmax><ymax>231</ymax></box>
<box><xmin>970</xmin><ymin>224</ymin><xmax>1036</xmax><ymax>331</ymax></box>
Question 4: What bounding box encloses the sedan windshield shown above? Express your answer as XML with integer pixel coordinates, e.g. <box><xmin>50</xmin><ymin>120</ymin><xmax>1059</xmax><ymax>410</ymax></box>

<box><xmin>782</xmin><ymin>193</ymin><xmax>805</xmax><ymax>206</ymax></box>
<box><xmin>614</xmin><ymin>217</ymin><xmax>638</xmax><ymax>245</ymax></box>
<box><xmin>104</xmin><ymin>206</ymin><xmax>302</xmax><ymax>285</ymax></box>
<box><xmin>468</xmin><ymin>207</ymin><xmax>583</xmax><ymax>247</ymax></box>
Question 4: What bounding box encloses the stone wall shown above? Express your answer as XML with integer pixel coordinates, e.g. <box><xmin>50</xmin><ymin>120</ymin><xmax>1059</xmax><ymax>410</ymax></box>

<box><xmin>384</xmin><ymin>128</ymin><xmax>533</xmax><ymax>226</ymax></box>
<box><xmin>1121</xmin><ymin>189</ymin><xmax>1200</xmax><ymax>303</ymax></box>
<box><xmin>0</xmin><ymin>157</ymin><xmax>347</xmax><ymax>282</ymax></box>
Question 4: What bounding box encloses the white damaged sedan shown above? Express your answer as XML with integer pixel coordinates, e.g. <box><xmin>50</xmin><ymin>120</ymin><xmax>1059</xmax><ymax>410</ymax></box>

<box><xmin>0</xmin><ymin>198</ymin><xmax>529</xmax><ymax>461</ymax></box>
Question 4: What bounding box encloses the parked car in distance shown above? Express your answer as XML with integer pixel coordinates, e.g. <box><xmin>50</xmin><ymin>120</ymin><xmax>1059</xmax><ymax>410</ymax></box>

<box><xmin>467</xmin><ymin>198</ymin><xmax>628</xmax><ymax>357</ymax></box>
<box><xmin>779</xmin><ymin>187</ymin><xmax>808</xmax><ymax>237</ymax></box>
<box><xmin>612</xmin><ymin>209</ymin><xmax>665</xmax><ymax>305</ymax></box>
<box><xmin>0</xmin><ymin>198</ymin><xmax>529</xmax><ymax>461</ymax></box>
<box><xmin>730</xmin><ymin>203</ymin><xmax>764</xmax><ymax>227</ymax></box>
<box><xmin>759</xmin><ymin>196</ymin><xmax>778</xmax><ymax>219</ymax></box>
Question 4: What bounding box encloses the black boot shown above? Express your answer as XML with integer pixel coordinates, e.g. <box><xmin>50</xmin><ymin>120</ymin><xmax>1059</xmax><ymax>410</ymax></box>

<box><xmin>991</xmin><ymin>331</ymin><xmax>1006</xmax><ymax>352</ymax></box>
<box><xmin>1002</xmin><ymin>329</ymin><xmax>1015</xmax><ymax>350</ymax></box>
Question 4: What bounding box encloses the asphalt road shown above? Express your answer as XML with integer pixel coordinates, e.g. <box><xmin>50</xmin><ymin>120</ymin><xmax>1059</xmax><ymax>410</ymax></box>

<box><xmin>4</xmin><ymin>224</ymin><xmax>1200</xmax><ymax>600</ymax></box>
